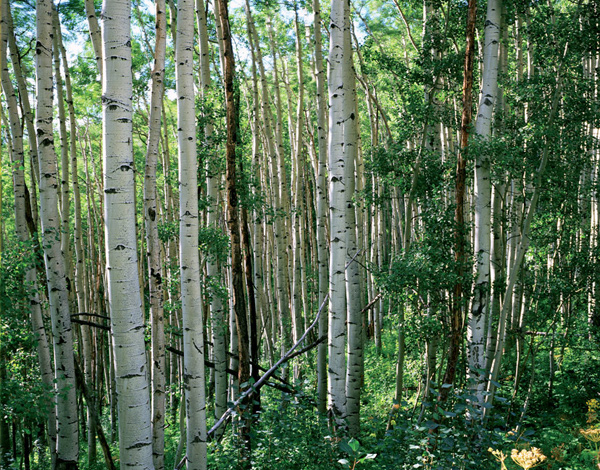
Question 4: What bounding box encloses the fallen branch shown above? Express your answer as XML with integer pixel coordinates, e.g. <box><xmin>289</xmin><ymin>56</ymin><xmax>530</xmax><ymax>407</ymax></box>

<box><xmin>361</xmin><ymin>293</ymin><xmax>382</xmax><ymax>314</ymax></box>
<box><xmin>207</xmin><ymin>294</ymin><xmax>328</xmax><ymax>439</ymax></box>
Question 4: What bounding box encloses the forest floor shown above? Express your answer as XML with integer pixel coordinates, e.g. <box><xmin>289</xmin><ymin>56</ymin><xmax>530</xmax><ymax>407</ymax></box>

<box><xmin>161</xmin><ymin>329</ymin><xmax>600</xmax><ymax>469</ymax></box>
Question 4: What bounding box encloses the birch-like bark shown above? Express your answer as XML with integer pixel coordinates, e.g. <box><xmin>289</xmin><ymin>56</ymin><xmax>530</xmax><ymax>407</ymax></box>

<box><xmin>51</xmin><ymin>11</ymin><xmax>72</xmax><ymax>284</ymax></box>
<box><xmin>344</xmin><ymin>72</ymin><xmax>362</xmax><ymax>436</ymax></box>
<box><xmin>36</xmin><ymin>1</ymin><xmax>79</xmax><ymax>466</ymax></box>
<box><xmin>327</xmin><ymin>0</ymin><xmax>351</xmax><ymax>425</ymax></box>
<box><xmin>84</xmin><ymin>0</ymin><xmax>103</xmax><ymax>76</ymax></box>
<box><xmin>101</xmin><ymin>0</ymin><xmax>154</xmax><ymax>467</ymax></box>
<box><xmin>468</xmin><ymin>0</ymin><xmax>501</xmax><ymax>405</ymax></box>
<box><xmin>176</xmin><ymin>0</ymin><xmax>207</xmax><ymax>466</ymax></box>
<box><xmin>144</xmin><ymin>0</ymin><xmax>167</xmax><ymax>467</ymax></box>
<box><xmin>291</xmin><ymin>6</ymin><xmax>305</xmax><ymax>366</ymax></box>
<box><xmin>7</xmin><ymin>8</ymin><xmax>39</xmax><ymax>231</ymax></box>
<box><xmin>54</xmin><ymin>10</ymin><xmax>99</xmax><ymax>463</ymax></box>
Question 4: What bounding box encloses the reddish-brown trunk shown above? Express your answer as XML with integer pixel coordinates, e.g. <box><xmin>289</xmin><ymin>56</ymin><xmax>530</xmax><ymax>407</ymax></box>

<box><xmin>440</xmin><ymin>0</ymin><xmax>477</xmax><ymax>403</ymax></box>
<box><xmin>216</xmin><ymin>0</ymin><xmax>251</xmax><ymax>461</ymax></box>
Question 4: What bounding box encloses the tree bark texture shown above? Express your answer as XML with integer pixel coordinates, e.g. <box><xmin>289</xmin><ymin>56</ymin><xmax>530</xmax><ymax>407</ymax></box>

<box><xmin>101</xmin><ymin>0</ymin><xmax>154</xmax><ymax>467</ymax></box>
<box><xmin>36</xmin><ymin>0</ymin><xmax>80</xmax><ymax>466</ymax></box>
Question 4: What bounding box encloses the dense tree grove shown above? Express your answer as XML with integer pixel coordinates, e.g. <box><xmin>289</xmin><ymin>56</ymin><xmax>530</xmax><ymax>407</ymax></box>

<box><xmin>0</xmin><ymin>0</ymin><xmax>599</xmax><ymax>469</ymax></box>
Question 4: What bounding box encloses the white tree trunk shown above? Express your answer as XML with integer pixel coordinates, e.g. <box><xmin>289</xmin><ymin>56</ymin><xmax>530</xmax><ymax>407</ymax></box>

<box><xmin>101</xmin><ymin>0</ymin><xmax>154</xmax><ymax>467</ymax></box>
<box><xmin>176</xmin><ymin>0</ymin><xmax>208</xmax><ymax>466</ymax></box>
<box><xmin>144</xmin><ymin>0</ymin><xmax>167</xmax><ymax>467</ymax></box>
<box><xmin>328</xmin><ymin>0</ymin><xmax>355</xmax><ymax>425</ymax></box>
<box><xmin>468</xmin><ymin>0</ymin><xmax>501</xmax><ymax>405</ymax></box>
<box><xmin>35</xmin><ymin>1</ymin><xmax>79</xmax><ymax>466</ymax></box>
<box><xmin>312</xmin><ymin>0</ymin><xmax>329</xmax><ymax>405</ymax></box>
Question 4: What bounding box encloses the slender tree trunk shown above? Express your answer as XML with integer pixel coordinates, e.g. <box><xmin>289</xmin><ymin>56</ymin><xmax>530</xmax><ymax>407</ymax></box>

<box><xmin>328</xmin><ymin>0</ymin><xmax>357</xmax><ymax>426</ymax></box>
<box><xmin>55</xmin><ymin>10</ymin><xmax>99</xmax><ymax>463</ymax></box>
<box><xmin>84</xmin><ymin>0</ymin><xmax>103</xmax><ymax>75</ymax></box>
<box><xmin>468</xmin><ymin>0</ymin><xmax>501</xmax><ymax>407</ymax></box>
<box><xmin>101</xmin><ymin>0</ymin><xmax>154</xmax><ymax>467</ymax></box>
<box><xmin>216</xmin><ymin>0</ymin><xmax>251</xmax><ymax>462</ymax></box>
<box><xmin>175</xmin><ymin>0</ymin><xmax>208</xmax><ymax>467</ymax></box>
<box><xmin>440</xmin><ymin>0</ymin><xmax>477</xmax><ymax>404</ymax></box>
<box><xmin>344</xmin><ymin>82</ymin><xmax>362</xmax><ymax>436</ymax></box>
<box><xmin>312</xmin><ymin>0</ymin><xmax>329</xmax><ymax>402</ymax></box>
<box><xmin>291</xmin><ymin>5</ymin><xmax>305</xmax><ymax>377</ymax></box>
<box><xmin>144</xmin><ymin>0</ymin><xmax>167</xmax><ymax>467</ymax></box>
<box><xmin>52</xmin><ymin>11</ymin><xmax>72</xmax><ymax>288</ymax></box>
<box><xmin>267</xmin><ymin>18</ymin><xmax>293</xmax><ymax>361</ymax></box>
<box><xmin>7</xmin><ymin>11</ymin><xmax>40</xmax><ymax>227</ymax></box>
<box><xmin>36</xmin><ymin>1</ymin><xmax>79</xmax><ymax>466</ymax></box>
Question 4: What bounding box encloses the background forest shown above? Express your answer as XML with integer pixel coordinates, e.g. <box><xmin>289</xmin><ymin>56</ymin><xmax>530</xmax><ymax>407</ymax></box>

<box><xmin>0</xmin><ymin>0</ymin><xmax>599</xmax><ymax>469</ymax></box>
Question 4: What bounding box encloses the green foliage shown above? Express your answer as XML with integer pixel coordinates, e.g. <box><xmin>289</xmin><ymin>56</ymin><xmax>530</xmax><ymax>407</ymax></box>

<box><xmin>338</xmin><ymin>438</ymin><xmax>377</xmax><ymax>469</ymax></box>
<box><xmin>0</xmin><ymin>244</ymin><xmax>53</xmax><ymax>467</ymax></box>
<box><xmin>199</xmin><ymin>226</ymin><xmax>230</xmax><ymax>264</ymax></box>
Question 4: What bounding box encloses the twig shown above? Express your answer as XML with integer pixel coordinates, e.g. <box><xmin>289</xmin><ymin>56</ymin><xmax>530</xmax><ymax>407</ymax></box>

<box><xmin>71</xmin><ymin>319</ymin><xmax>110</xmax><ymax>331</ymax></box>
<box><xmin>361</xmin><ymin>293</ymin><xmax>382</xmax><ymax>314</ymax></box>
<box><xmin>71</xmin><ymin>312</ymin><xmax>110</xmax><ymax>320</ymax></box>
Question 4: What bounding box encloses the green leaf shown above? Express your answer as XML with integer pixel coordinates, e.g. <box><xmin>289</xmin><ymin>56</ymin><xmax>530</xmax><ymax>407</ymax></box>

<box><xmin>348</xmin><ymin>438</ymin><xmax>360</xmax><ymax>452</ymax></box>
<box><xmin>339</xmin><ymin>440</ymin><xmax>354</xmax><ymax>454</ymax></box>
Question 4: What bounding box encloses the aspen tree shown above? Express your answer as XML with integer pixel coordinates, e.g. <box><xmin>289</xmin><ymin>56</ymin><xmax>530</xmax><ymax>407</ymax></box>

<box><xmin>468</xmin><ymin>0</ymin><xmax>501</xmax><ymax>406</ymax></box>
<box><xmin>144</xmin><ymin>0</ymin><xmax>167</xmax><ymax>467</ymax></box>
<box><xmin>51</xmin><ymin>11</ymin><xmax>71</xmax><ymax>283</ymax></box>
<box><xmin>176</xmin><ymin>0</ymin><xmax>208</xmax><ymax>466</ymax></box>
<box><xmin>101</xmin><ymin>0</ymin><xmax>154</xmax><ymax>466</ymax></box>
<box><xmin>328</xmin><ymin>0</ymin><xmax>357</xmax><ymax>425</ymax></box>
<box><xmin>291</xmin><ymin>5</ymin><xmax>306</xmax><ymax>364</ymax></box>
<box><xmin>7</xmin><ymin>14</ymin><xmax>39</xmax><ymax>229</ymax></box>
<box><xmin>243</xmin><ymin>5</ymin><xmax>271</xmax><ymax>374</ymax></box>
<box><xmin>53</xmin><ymin>9</ymin><xmax>99</xmax><ymax>462</ymax></box>
<box><xmin>36</xmin><ymin>0</ymin><xmax>79</xmax><ymax>466</ymax></box>
<box><xmin>344</xmin><ymin>79</ymin><xmax>363</xmax><ymax>436</ymax></box>
<box><xmin>84</xmin><ymin>0</ymin><xmax>102</xmax><ymax>76</ymax></box>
